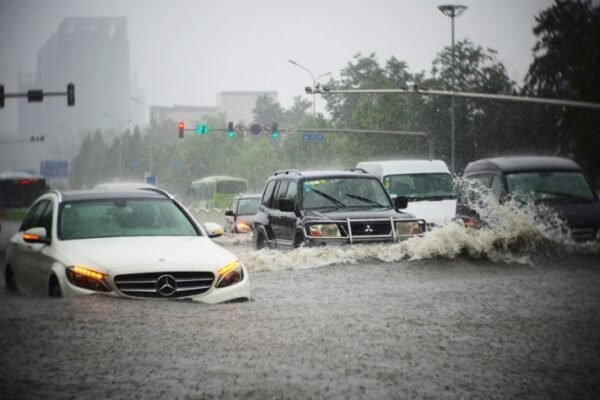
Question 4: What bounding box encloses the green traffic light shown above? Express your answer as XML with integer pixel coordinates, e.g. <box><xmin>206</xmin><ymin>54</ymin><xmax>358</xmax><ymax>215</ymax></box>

<box><xmin>196</xmin><ymin>124</ymin><xmax>208</xmax><ymax>135</ymax></box>
<box><xmin>272</xmin><ymin>131</ymin><xmax>279</xmax><ymax>139</ymax></box>
<box><xmin>227</xmin><ymin>130</ymin><xmax>235</xmax><ymax>139</ymax></box>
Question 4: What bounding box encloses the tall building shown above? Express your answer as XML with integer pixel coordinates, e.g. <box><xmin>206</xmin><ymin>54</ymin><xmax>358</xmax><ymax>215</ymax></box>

<box><xmin>17</xmin><ymin>17</ymin><xmax>130</xmax><ymax>178</ymax></box>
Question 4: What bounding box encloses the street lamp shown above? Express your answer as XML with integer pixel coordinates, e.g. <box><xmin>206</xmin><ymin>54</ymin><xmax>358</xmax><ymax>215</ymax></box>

<box><xmin>438</xmin><ymin>4</ymin><xmax>467</xmax><ymax>174</ymax></box>
<box><xmin>102</xmin><ymin>112</ymin><xmax>131</xmax><ymax>180</ymax></box>
<box><xmin>288</xmin><ymin>59</ymin><xmax>331</xmax><ymax>117</ymax></box>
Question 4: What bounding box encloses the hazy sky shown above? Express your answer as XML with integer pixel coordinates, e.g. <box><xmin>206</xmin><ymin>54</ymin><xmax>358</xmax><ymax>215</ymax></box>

<box><xmin>1</xmin><ymin>0</ymin><xmax>554</xmax><ymax>115</ymax></box>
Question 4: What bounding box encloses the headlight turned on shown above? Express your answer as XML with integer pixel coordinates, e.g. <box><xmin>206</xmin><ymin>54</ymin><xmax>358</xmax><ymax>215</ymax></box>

<box><xmin>216</xmin><ymin>261</ymin><xmax>245</xmax><ymax>288</ymax></box>
<box><xmin>308</xmin><ymin>224</ymin><xmax>341</xmax><ymax>237</ymax></box>
<box><xmin>236</xmin><ymin>221</ymin><xmax>251</xmax><ymax>233</ymax></box>
<box><xmin>394</xmin><ymin>221</ymin><xmax>423</xmax><ymax>237</ymax></box>
<box><xmin>66</xmin><ymin>265</ymin><xmax>112</xmax><ymax>292</ymax></box>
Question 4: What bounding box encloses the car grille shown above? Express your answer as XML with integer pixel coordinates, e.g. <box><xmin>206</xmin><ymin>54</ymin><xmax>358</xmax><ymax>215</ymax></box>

<box><xmin>113</xmin><ymin>271</ymin><xmax>214</xmax><ymax>298</ymax></box>
<box><xmin>346</xmin><ymin>221</ymin><xmax>392</xmax><ymax>236</ymax></box>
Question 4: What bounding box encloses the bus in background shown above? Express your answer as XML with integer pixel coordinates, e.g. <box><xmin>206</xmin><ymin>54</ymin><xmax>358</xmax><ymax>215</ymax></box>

<box><xmin>189</xmin><ymin>176</ymin><xmax>248</xmax><ymax>210</ymax></box>
<box><xmin>356</xmin><ymin>160</ymin><xmax>456</xmax><ymax>227</ymax></box>
<box><xmin>0</xmin><ymin>171</ymin><xmax>49</xmax><ymax>209</ymax></box>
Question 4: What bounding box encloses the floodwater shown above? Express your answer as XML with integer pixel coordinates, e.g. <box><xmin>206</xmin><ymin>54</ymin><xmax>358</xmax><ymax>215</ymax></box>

<box><xmin>1</xmin><ymin>190</ymin><xmax>599</xmax><ymax>399</ymax></box>
<box><xmin>215</xmin><ymin>191</ymin><xmax>600</xmax><ymax>272</ymax></box>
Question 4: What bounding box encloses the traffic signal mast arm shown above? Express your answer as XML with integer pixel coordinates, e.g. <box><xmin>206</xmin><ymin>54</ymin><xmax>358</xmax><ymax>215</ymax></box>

<box><xmin>0</xmin><ymin>83</ymin><xmax>75</xmax><ymax>107</ymax></box>
<box><xmin>307</xmin><ymin>86</ymin><xmax>600</xmax><ymax>111</ymax></box>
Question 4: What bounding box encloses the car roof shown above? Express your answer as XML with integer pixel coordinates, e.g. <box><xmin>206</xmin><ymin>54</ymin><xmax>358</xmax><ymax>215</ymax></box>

<box><xmin>270</xmin><ymin>169</ymin><xmax>375</xmax><ymax>180</ymax></box>
<box><xmin>463</xmin><ymin>156</ymin><xmax>582</xmax><ymax>175</ymax></box>
<box><xmin>93</xmin><ymin>181</ymin><xmax>155</xmax><ymax>190</ymax></box>
<box><xmin>357</xmin><ymin>159</ymin><xmax>450</xmax><ymax>175</ymax></box>
<box><xmin>57</xmin><ymin>189</ymin><xmax>170</xmax><ymax>202</ymax></box>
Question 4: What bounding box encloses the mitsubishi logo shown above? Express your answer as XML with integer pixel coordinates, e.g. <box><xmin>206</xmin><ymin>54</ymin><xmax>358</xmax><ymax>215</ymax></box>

<box><xmin>156</xmin><ymin>274</ymin><xmax>177</xmax><ymax>297</ymax></box>
<box><xmin>364</xmin><ymin>224</ymin><xmax>374</xmax><ymax>233</ymax></box>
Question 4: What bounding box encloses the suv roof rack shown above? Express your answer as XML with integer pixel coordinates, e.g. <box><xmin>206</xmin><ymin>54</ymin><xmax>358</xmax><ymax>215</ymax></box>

<box><xmin>272</xmin><ymin>169</ymin><xmax>301</xmax><ymax>176</ymax></box>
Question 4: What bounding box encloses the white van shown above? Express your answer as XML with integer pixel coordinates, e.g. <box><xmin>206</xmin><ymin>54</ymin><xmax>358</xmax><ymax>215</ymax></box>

<box><xmin>356</xmin><ymin>160</ymin><xmax>457</xmax><ymax>227</ymax></box>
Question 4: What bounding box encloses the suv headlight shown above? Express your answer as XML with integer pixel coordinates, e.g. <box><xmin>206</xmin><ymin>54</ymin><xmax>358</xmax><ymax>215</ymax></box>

<box><xmin>394</xmin><ymin>221</ymin><xmax>422</xmax><ymax>236</ymax></box>
<box><xmin>216</xmin><ymin>261</ymin><xmax>245</xmax><ymax>288</ymax></box>
<box><xmin>308</xmin><ymin>224</ymin><xmax>341</xmax><ymax>237</ymax></box>
<box><xmin>66</xmin><ymin>265</ymin><xmax>112</xmax><ymax>292</ymax></box>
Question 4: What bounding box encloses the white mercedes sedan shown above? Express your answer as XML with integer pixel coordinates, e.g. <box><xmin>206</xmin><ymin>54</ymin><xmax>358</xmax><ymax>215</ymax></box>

<box><xmin>3</xmin><ymin>188</ymin><xmax>250</xmax><ymax>303</ymax></box>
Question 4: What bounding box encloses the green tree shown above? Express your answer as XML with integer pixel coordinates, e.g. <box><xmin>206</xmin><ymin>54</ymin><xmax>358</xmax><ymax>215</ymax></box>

<box><xmin>524</xmin><ymin>0</ymin><xmax>600</xmax><ymax>180</ymax></box>
<box><xmin>424</xmin><ymin>40</ymin><xmax>521</xmax><ymax>171</ymax></box>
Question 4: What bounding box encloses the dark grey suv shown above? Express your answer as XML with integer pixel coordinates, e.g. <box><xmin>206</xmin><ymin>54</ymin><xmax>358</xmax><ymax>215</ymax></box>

<box><xmin>253</xmin><ymin>169</ymin><xmax>427</xmax><ymax>249</ymax></box>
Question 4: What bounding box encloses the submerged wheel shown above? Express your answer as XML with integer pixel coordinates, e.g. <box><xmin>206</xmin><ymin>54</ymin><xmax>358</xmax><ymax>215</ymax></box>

<box><xmin>4</xmin><ymin>265</ymin><xmax>17</xmax><ymax>293</ymax></box>
<box><xmin>48</xmin><ymin>275</ymin><xmax>62</xmax><ymax>298</ymax></box>
<box><xmin>255</xmin><ymin>231</ymin><xmax>268</xmax><ymax>250</ymax></box>
<box><xmin>293</xmin><ymin>233</ymin><xmax>306</xmax><ymax>249</ymax></box>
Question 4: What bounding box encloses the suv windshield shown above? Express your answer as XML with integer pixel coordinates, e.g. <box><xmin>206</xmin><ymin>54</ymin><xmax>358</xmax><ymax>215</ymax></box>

<box><xmin>506</xmin><ymin>171</ymin><xmax>596</xmax><ymax>202</ymax></box>
<box><xmin>384</xmin><ymin>173</ymin><xmax>455</xmax><ymax>200</ymax></box>
<box><xmin>59</xmin><ymin>198</ymin><xmax>199</xmax><ymax>240</ymax></box>
<box><xmin>302</xmin><ymin>177</ymin><xmax>391</xmax><ymax>210</ymax></box>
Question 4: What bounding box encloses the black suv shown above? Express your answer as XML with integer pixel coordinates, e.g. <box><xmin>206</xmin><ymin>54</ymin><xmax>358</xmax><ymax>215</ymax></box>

<box><xmin>253</xmin><ymin>169</ymin><xmax>427</xmax><ymax>249</ymax></box>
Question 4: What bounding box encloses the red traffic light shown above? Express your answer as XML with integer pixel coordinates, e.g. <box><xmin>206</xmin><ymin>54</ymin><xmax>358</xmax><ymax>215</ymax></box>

<box><xmin>178</xmin><ymin>122</ymin><xmax>185</xmax><ymax>138</ymax></box>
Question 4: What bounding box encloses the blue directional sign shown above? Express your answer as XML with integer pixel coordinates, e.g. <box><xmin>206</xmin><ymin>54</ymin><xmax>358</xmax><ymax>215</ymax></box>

<box><xmin>40</xmin><ymin>160</ymin><xmax>69</xmax><ymax>178</ymax></box>
<box><xmin>302</xmin><ymin>133</ymin><xmax>325</xmax><ymax>143</ymax></box>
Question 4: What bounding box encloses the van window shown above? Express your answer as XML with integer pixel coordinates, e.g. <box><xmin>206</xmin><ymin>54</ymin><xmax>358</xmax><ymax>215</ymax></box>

<box><xmin>506</xmin><ymin>171</ymin><xmax>596</xmax><ymax>202</ymax></box>
<box><xmin>384</xmin><ymin>173</ymin><xmax>455</xmax><ymax>200</ymax></box>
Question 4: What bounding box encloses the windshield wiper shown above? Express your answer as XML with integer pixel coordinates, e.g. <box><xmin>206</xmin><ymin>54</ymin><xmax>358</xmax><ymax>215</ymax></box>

<box><xmin>533</xmin><ymin>189</ymin><xmax>591</xmax><ymax>201</ymax></box>
<box><xmin>310</xmin><ymin>189</ymin><xmax>346</xmax><ymax>208</ymax></box>
<box><xmin>344</xmin><ymin>193</ymin><xmax>386</xmax><ymax>208</ymax></box>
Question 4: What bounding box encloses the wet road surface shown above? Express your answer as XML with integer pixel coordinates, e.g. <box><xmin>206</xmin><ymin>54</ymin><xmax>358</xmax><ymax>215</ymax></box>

<box><xmin>1</xmin><ymin>250</ymin><xmax>599</xmax><ymax>399</ymax></box>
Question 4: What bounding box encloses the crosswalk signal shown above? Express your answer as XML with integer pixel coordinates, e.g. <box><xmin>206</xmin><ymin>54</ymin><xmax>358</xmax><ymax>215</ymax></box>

<box><xmin>178</xmin><ymin>122</ymin><xmax>185</xmax><ymax>138</ymax></box>
<box><xmin>271</xmin><ymin>123</ymin><xmax>279</xmax><ymax>139</ymax></box>
<box><xmin>227</xmin><ymin>121</ymin><xmax>235</xmax><ymax>139</ymax></box>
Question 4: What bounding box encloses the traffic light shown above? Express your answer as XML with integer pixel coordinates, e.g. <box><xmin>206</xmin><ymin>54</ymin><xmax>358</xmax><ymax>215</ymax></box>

<box><xmin>178</xmin><ymin>121</ymin><xmax>185</xmax><ymax>138</ymax></box>
<box><xmin>271</xmin><ymin>123</ymin><xmax>279</xmax><ymax>139</ymax></box>
<box><xmin>67</xmin><ymin>83</ymin><xmax>75</xmax><ymax>106</ymax></box>
<box><xmin>196</xmin><ymin>124</ymin><xmax>208</xmax><ymax>135</ymax></box>
<box><xmin>227</xmin><ymin>121</ymin><xmax>235</xmax><ymax>139</ymax></box>
<box><xmin>0</xmin><ymin>85</ymin><xmax>4</xmax><ymax>108</ymax></box>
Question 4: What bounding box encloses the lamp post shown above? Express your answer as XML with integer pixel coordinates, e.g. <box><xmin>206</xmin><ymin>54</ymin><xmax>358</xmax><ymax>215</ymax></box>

<box><xmin>438</xmin><ymin>4</ymin><xmax>467</xmax><ymax>174</ymax></box>
<box><xmin>130</xmin><ymin>96</ymin><xmax>153</xmax><ymax>175</ymax></box>
<box><xmin>288</xmin><ymin>59</ymin><xmax>331</xmax><ymax>117</ymax></box>
<box><xmin>102</xmin><ymin>112</ymin><xmax>131</xmax><ymax>180</ymax></box>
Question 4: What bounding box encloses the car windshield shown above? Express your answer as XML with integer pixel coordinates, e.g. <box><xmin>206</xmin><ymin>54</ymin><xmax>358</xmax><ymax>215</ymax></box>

<box><xmin>302</xmin><ymin>177</ymin><xmax>391</xmax><ymax>210</ymax></box>
<box><xmin>237</xmin><ymin>197</ymin><xmax>260</xmax><ymax>215</ymax></box>
<box><xmin>506</xmin><ymin>171</ymin><xmax>596</xmax><ymax>202</ymax></box>
<box><xmin>384</xmin><ymin>173</ymin><xmax>456</xmax><ymax>200</ymax></box>
<box><xmin>59</xmin><ymin>198</ymin><xmax>199</xmax><ymax>240</ymax></box>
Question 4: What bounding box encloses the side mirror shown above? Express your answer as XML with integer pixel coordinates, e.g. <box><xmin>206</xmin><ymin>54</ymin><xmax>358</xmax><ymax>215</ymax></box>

<box><xmin>279</xmin><ymin>198</ymin><xmax>295</xmax><ymax>212</ymax></box>
<box><xmin>394</xmin><ymin>196</ymin><xmax>408</xmax><ymax>210</ymax></box>
<box><xmin>224</xmin><ymin>210</ymin><xmax>234</xmax><ymax>217</ymax></box>
<box><xmin>204</xmin><ymin>222</ymin><xmax>224</xmax><ymax>238</ymax></box>
<box><xmin>23</xmin><ymin>227</ymin><xmax>50</xmax><ymax>244</ymax></box>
